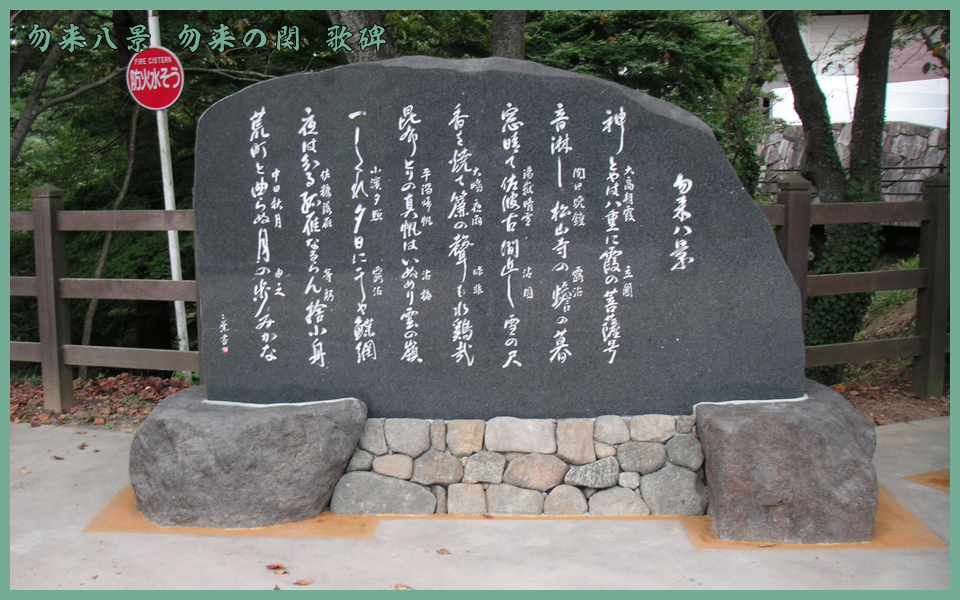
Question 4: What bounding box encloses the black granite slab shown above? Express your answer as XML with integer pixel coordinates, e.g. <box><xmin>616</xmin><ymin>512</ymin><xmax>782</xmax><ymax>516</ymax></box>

<box><xmin>194</xmin><ymin>56</ymin><xmax>804</xmax><ymax>418</ymax></box>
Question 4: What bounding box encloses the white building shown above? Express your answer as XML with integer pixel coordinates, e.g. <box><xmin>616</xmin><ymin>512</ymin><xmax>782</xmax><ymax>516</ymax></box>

<box><xmin>765</xmin><ymin>12</ymin><xmax>948</xmax><ymax>128</ymax></box>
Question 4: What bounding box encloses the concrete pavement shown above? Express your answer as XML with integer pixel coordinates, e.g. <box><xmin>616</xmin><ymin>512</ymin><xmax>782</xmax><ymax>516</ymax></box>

<box><xmin>8</xmin><ymin>417</ymin><xmax>950</xmax><ymax>590</ymax></box>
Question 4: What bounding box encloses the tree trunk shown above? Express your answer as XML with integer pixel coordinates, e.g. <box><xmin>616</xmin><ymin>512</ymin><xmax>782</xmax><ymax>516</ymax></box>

<box><xmin>10</xmin><ymin>10</ymin><xmax>84</xmax><ymax>166</ymax></box>
<box><xmin>763</xmin><ymin>10</ymin><xmax>900</xmax><ymax>383</ymax></box>
<box><xmin>78</xmin><ymin>106</ymin><xmax>140</xmax><ymax>381</ymax></box>
<box><xmin>848</xmin><ymin>11</ymin><xmax>898</xmax><ymax>202</ymax></box>
<box><xmin>10</xmin><ymin>11</ymin><xmax>64</xmax><ymax>92</ymax></box>
<box><xmin>761</xmin><ymin>10</ymin><xmax>847</xmax><ymax>205</ymax></box>
<box><xmin>111</xmin><ymin>10</ymin><xmax>139</xmax><ymax>69</ymax></box>
<box><xmin>328</xmin><ymin>10</ymin><xmax>396</xmax><ymax>63</ymax></box>
<box><xmin>491</xmin><ymin>11</ymin><xmax>526</xmax><ymax>59</ymax></box>
<box><xmin>723</xmin><ymin>12</ymin><xmax>771</xmax><ymax>194</ymax></box>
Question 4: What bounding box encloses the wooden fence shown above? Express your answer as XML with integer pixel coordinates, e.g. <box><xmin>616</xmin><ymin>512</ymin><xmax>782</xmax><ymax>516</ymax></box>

<box><xmin>10</xmin><ymin>176</ymin><xmax>950</xmax><ymax>413</ymax></box>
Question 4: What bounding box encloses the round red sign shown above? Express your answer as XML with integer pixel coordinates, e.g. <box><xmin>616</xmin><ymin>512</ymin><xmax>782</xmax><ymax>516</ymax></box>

<box><xmin>127</xmin><ymin>46</ymin><xmax>184</xmax><ymax>110</ymax></box>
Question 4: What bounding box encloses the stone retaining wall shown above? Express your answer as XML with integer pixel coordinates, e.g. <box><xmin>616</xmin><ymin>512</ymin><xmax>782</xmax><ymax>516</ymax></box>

<box><xmin>758</xmin><ymin>122</ymin><xmax>948</xmax><ymax>214</ymax></box>
<box><xmin>330</xmin><ymin>415</ymin><xmax>707</xmax><ymax>516</ymax></box>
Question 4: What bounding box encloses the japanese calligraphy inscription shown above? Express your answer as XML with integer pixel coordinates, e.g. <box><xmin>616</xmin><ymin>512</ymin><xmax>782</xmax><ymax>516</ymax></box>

<box><xmin>194</xmin><ymin>56</ymin><xmax>804</xmax><ymax>418</ymax></box>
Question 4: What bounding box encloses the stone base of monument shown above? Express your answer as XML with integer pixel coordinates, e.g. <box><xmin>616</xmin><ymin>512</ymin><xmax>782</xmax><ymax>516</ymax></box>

<box><xmin>329</xmin><ymin>413</ymin><xmax>709</xmax><ymax>516</ymax></box>
<box><xmin>129</xmin><ymin>386</ymin><xmax>366</xmax><ymax>528</ymax></box>
<box><xmin>696</xmin><ymin>379</ymin><xmax>878</xmax><ymax>544</ymax></box>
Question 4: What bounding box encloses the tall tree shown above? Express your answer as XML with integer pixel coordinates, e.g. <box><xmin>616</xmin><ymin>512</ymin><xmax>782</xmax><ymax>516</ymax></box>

<box><xmin>526</xmin><ymin>10</ymin><xmax>772</xmax><ymax>192</ymax></box>
<box><xmin>491</xmin><ymin>11</ymin><xmax>526</xmax><ymax>59</ymax></box>
<box><xmin>328</xmin><ymin>10</ymin><xmax>397</xmax><ymax>63</ymax></box>
<box><xmin>762</xmin><ymin>10</ymin><xmax>900</xmax><ymax>379</ymax></box>
<box><xmin>10</xmin><ymin>10</ymin><xmax>85</xmax><ymax>166</ymax></box>
<box><xmin>762</xmin><ymin>10</ymin><xmax>898</xmax><ymax>205</ymax></box>
<box><xmin>723</xmin><ymin>11</ymin><xmax>780</xmax><ymax>195</ymax></box>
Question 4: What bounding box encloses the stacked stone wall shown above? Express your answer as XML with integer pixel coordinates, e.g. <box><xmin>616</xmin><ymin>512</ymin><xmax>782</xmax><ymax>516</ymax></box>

<box><xmin>758</xmin><ymin>122</ymin><xmax>948</xmax><ymax>216</ymax></box>
<box><xmin>330</xmin><ymin>415</ymin><xmax>707</xmax><ymax>516</ymax></box>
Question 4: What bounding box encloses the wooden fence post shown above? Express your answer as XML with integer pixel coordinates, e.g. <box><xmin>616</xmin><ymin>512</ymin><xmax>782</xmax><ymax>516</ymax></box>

<box><xmin>775</xmin><ymin>174</ymin><xmax>812</xmax><ymax>318</ymax></box>
<box><xmin>912</xmin><ymin>174</ymin><xmax>949</xmax><ymax>399</ymax></box>
<box><xmin>32</xmin><ymin>185</ymin><xmax>75</xmax><ymax>413</ymax></box>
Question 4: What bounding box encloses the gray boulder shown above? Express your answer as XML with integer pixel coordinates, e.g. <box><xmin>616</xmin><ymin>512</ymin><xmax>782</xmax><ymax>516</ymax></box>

<box><xmin>543</xmin><ymin>485</ymin><xmax>588</xmax><ymax>515</ymax></box>
<box><xmin>347</xmin><ymin>449</ymin><xmax>374</xmax><ymax>472</ymax></box>
<box><xmin>665</xmin><ymin>435</ymin><xmax>704</xmax><ymax>471</ymax></box>
<box><xmin>372</xmin><ymin>454</ymin><xmax>414</xmax><ymax>480</ymax></box>
<box><xmin>676</xmin><ymin>415</ymin><xmax>697</xmax><ymax>434</ymax></box>
<box><xmin>502</xmin><ymin>453</ymin><xmax>569</xmax><ymax>491</ymax></box>
<box><xmin>696</xmin><ymin>380</ymin><xmax>877</xmax><ymax>543</ymax></box>
<box><xmin>485</xmin><ymin>417</ymin><xmax>556</xmax><ymax>453</ymax></box>
<box><xmin>330</xmin><ymin>471</ymin><xmax>436</xmax><ymax>515</ymax></box>
<box><xmin>446</xmin><ymin>420</ymin><xmax>485</xmax><ymax>457</ymax></box>
<box><xmin>618</xmin><ymin>472</ymin><xmax>641</xmax><ymax>490</ymax></box>
<box><xmin>130</xmin><ymin>386</ymin><xmax>366</xmax><ymax>528</ymax></box>
<box><xmin>594</xmin><ymin>415</ymin><xmax>630</xmax><ymax>445</ymax></box>
<box><xmin>359</xmin><ymin>418</ymin><xmax>388</xmax><ymax>455</ymax></box>
<box><xmin>430</xmin><ymin>420</ymin><xmax>447</xmax><ymax>451</ymax></box>
<box><xmin>616</xmin><ymin>441</ymin><xmax>667</xmax><ymax>474</ymax></box>
<box><xmin>384</xmin><ymin>418</ymin><xmax>432</xmax><ymax>457</ymax></box>
<box><xmin>556</xmin><ymin>419</ymin><xmax>596</xmax><ymax>465</ymax></box>
<box><xmin>486</xmin><ymin>483</ymin><xmax>544</xmax><ymax>515</ymax></box>
<box><xmin>448</xmin><ymin>483</ymin><xmax>487</xmax><ymax>515</ymax></box>
<box><xmin>594</xmin><ymin>442</ymin><xmax>617</xmax><ymax>459</ymax></box>
<box><xmin>432</xmin><ymin>485</ymin><xmax>447</xmax><ymax>514</ymax></box>
<box><xmin>628</xmin><ymin>415</ymin><xmax>676</xmax><ymax>443</ymax></box>
<box><xmin>639</xmin><ymin>464</ymin><xmax>708</xmax><ymax>516</ymax></box>
<box><xmin>411</xmin><ymin>449</ymin><xmax>464</xmax><ymax>485</ymax></box>
<box><xmin>589</xmin><ymin>487</ymin><xmax>651</xmax><ymax>516</ymax></box>
<box><xmin>563</xmin><ymin>456</ymin><xmax>620</xmax><ymax>489</ymax></box>
<box><xmin>463</xmin><ymin>451</ymin><xmax>507</xmax><ymax>484</ymax></box>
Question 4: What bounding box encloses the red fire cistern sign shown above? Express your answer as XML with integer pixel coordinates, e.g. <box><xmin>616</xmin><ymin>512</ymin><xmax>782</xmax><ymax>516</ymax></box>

<box><xmin>127</xmin><ymin>46</ymin><xmax>184</xmax><ymax>110</ymax></box>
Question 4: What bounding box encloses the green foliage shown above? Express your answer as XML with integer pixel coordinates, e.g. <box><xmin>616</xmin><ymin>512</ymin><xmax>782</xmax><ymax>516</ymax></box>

<box><xmin>385</xmin><ymin>10</ymin><xmax>491</xmax><ymax>58</ymax></box>
<box><xmin>526</xmin><ymin>10</ymin><xmax>776</xmax><ymax>194</ymax></box>
<box><xmin>8</xmin><ymin>9</ymin><xmax>784</xmax><ymax>360</ymax></box>
<box><xmin>896</xmin><ymin>11</ymin><xmax>949</xmax><ymax>77</ymax></box>
<box><xmin>173</xmin><ymin>370</ymin><xmax>202</xmax><ymax>385</ymax></box>
<box><xmin>804</xmin><ymin>219</ymin><xmax>883</xmax><ymax>384</ymax></box>
<box><xmin>11</xmin><ymin>10</ymin><xmax>339</xmax><ymax>356</ymax></box>
<box><xmin>869</xmin><ymin>255</ymin><xmax>920</xmax><ymax>313</ymax></box>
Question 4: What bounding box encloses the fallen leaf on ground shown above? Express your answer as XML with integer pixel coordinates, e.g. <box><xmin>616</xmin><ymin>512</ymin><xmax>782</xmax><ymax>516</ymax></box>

<box><xmin>392</xmin><ymin>583</ymin><xmax>413</xmax><ymax>590</ymax></box>
<box><xmin>266</xmin><ymin>564</ymin><xmax>285</xmax><ymax>570</ymax></box>
<box><xmin>273</xmin><ymin>569</ymin><xmax>288</xmax><ymax>575</ymax></box>
<box><xmin>76</xmin><ymin>431</ymin><xmax>87</xmax><ymax>434</ymax></box>
<box><xmin>53</xmin><ymin>455</ymin><xmax>65</xmax><ymax>460</ymax></box>
<box><xmin>30</xmin><ymin>422</ymin><xmax>40</xmax><ymax>428</ymax></box>
<box><xmin>21</xmin><ymin>469</ymin><xmax>31</xmax><ymax>474</ymax></box>
<box><xmin>482</xmin><ymin>514</ymin><xmax>494</xmax><ymax>519</ymax></box>
<box><xmin>93</xmin><ymin>418</ymin><xmax>105</xmax><ymax>426</ymax></box>
<box><xmin>78</xmin><ymin>442</ymin><xmax>88</xmax><ymax>450</ymax></box>
<box><xmin>273</xmin><ymin>585</ymin><xmax>280</xmax><ymax>590</ymax></box>
<box><xmin>294</xmin><ymin>580</ymin><xmax>313</xmax><ymax>586</ymax></box>
<box><xmin>758</xmin><ymin>543</ymin><xmax>777</xmax><ymax>548</ymax></box>
<box><xmin>92</xmin><ymin>575</ymin><xmax>98</xmax><ymax>580</ymax></box>
<box><xmin>93</xmin><ymin>449</ymin><xmax>100</xmax><ymax>453</ymax></box>
<box><xmin>436</xmin><ymin>549</ymin><xmax>450</xmax><ymax>555</ymax></box>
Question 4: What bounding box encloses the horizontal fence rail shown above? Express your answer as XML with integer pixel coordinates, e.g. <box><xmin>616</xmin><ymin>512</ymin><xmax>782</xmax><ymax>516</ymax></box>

<box><xmin>10</xmin><ymin>177</ymin><xmax>950</xmax><ymax>412</ymax></box>
<box><xmin>10</xmin><ymin>209</ymin><xmax>196</xmax><ymax>232</ymax></box>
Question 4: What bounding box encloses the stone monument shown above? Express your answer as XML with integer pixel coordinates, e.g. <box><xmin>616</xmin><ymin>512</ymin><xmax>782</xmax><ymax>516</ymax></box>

<box><xmin>129</xmin><ymin>57</ymin><xmax>876</xmax><ymax>541</ymax></box>
<box><xmin>191</xmin><ymin>55</ymin><xmax>805</xmax><ymax>418</ymax></box>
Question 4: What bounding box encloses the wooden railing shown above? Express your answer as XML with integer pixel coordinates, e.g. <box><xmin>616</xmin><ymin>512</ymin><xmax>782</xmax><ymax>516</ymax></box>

<box><xmin>10</xmin><ymin>185</ymin><xmax>200</xmax><ymax>412</ymax></box>
<box><xmin>10</xmin><ymin>176</ymin><xmax>950</xmax><ymax>412</ymax></box>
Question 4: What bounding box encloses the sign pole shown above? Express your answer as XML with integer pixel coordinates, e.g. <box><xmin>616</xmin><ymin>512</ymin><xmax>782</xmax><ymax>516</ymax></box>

<box><xmin>148</xmin><ymin>10</ymin><xmax>191</xmax><ymax>381</ymax></box>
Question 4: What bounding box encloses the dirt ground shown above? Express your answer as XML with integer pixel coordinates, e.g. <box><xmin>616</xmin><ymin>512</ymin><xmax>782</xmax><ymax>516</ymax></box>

<box><xmin>10</xmin><ymin>373</ymin><xmax>193</xmax><ymax>433</ymax></box>
<box><xmin>834</xmin><ymin>357</ymin><xmax>950</xmax><ymax>426</ymax></box>
<box><xmin>9</xmin><ymin>366</ymin><xmax>949</xmax><ymax>433</ymax></box>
